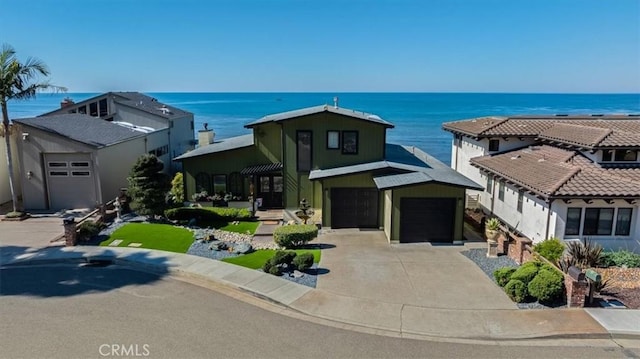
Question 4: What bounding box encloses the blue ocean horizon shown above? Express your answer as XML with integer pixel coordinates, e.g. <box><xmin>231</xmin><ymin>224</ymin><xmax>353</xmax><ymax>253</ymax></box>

<box><xmin>7</xmin><ymin>92</ymin><xmax>640</xmax><ymax>165</ymax></box>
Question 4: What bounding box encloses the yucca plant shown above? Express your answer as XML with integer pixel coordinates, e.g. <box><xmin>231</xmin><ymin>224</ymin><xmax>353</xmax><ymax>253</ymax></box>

<box><xmin>565</xmin><ymin>240</ymin><xmax>603</xmax><ymax>269</ymax></box>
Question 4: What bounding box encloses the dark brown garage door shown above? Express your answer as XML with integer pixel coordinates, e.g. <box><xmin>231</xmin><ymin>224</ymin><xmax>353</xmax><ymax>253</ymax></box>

<box><xmin>331</xmin><ymin>188</ymin><xmax>379</xmax><ymax>229</ymax></box>
<box><xmin>400</xmin><ymin>198</ymin><xmax>456</xmax><ymax>243</ymax></box>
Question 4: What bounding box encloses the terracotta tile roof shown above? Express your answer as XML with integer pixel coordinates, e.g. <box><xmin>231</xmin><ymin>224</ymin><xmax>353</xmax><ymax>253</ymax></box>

<box><xmin>443</xmin><ymin>115</ymin><xmax>640</xmax><ymax>148</ymax></box>
<box><xmin>538</xmin><ymin>123</ymin><xmax>611</xmax><ymax>149</ymax></box>
<box><xmin>470</xmin><ymin>145</ymin><xmax>640</xmax><ymax>199</ymax></box>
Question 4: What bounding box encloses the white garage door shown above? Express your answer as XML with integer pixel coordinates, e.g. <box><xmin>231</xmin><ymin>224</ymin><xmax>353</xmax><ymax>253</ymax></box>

<box><xmin>44</xmin><ymin>153</ymin><xmax>97</xmax><ymax>210</ymax></box>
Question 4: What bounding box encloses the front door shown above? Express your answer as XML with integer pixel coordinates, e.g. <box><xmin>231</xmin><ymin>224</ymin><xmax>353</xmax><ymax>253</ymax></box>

<box><xmin>257</xmin><ymin>175</ymin><xmax>283</xmax><ymax>208</ymax></box>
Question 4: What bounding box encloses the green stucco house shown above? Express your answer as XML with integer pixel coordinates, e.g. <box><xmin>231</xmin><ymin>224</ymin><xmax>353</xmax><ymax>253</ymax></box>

<box><xmin>175</xmin><ymin>105</ymin><xmax>482</xmax><ymax>243</ymax></box>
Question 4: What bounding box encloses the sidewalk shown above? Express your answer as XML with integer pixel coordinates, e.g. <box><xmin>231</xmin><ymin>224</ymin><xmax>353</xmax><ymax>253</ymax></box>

<box><xmin>2</xmin><ymin>245</ymin><xmax>638</xmax><ymax>342</ymax></box>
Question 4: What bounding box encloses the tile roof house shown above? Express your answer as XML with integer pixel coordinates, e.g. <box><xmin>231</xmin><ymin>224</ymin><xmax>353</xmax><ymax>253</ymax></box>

<box><xmin>443</xmin><ymin>115</ymin><xmax>640</xmax><ymax>253</ymax></box>
<box><xmin>176</xmin><ymin>104</ymin><xmax>481</xmax><ymax>243</ymax></box>
<box><xmin>9</xmin><ymin>93</ymin><xmax>195</xmax><ymax>210</ymax></box>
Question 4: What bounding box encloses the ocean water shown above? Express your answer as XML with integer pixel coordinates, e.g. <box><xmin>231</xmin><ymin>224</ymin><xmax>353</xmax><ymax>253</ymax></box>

<box><xmin>7</xmin><ymin>92</ymin><xmax>640</xmax><ymax>165</ymax></box>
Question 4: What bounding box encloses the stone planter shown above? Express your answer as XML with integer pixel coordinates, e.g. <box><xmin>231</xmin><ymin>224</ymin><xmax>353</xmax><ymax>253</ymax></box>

<box><xmin>485</xmin><ymin>229</ymin><xmax>500</xmax><ymax>243</ymax></box>
<box><xmin>485</xmin><ymin>229</ymin><xmax>499</xmax><ymax>258</ymax></box>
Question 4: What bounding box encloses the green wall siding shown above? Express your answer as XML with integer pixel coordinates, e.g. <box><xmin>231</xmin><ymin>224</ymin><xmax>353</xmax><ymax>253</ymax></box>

<box><xmin>281</xmin><ymin>112</ymin><xmax>386</xmax><ymax>208</ymax></box>
<box><xmin>320</xmin><ymin>173</ymin><xmax>381</xmax><ymax>228</ymax></box>
<box><xmin>182</xmin><ymin>146</ymin><xmax>257</xmax><ymax>200</ymax></box>
<box><xmin>390</xmin><ymin>184</ymin><xmax>465</xmax><ymax>242</ymax></box>
<box><xmin>253</xmin><ymin>122</ymin><xmax>282</xmax><ymax>163</ymax></box>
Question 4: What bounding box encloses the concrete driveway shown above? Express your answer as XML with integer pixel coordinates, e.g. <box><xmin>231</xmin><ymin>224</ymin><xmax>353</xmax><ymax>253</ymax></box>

<box><xmin>0</xmin><ymin>217</ymin><xmax>64</xmax><ymax>249</ymax></box>
<box><xmin>315</xmin><ymin>229</ymin><xmax>517</xmax><ymax>310</ymax></box>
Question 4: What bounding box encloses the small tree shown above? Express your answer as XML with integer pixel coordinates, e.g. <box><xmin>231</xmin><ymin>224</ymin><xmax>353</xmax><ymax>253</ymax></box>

<box><xmin>170</xmin><ymin>172</ymin><xmax>184</xmax><ymax>204</ymax></box>
<box><xmin>127</xmin><ymin>154</ymin><xmax>170</xmax><ymax>217</ymax></box>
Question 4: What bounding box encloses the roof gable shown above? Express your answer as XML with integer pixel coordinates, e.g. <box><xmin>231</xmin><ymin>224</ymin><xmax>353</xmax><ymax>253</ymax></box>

<box><xmin>174</xmin><ymin>134</ymin><xmax>254</xmax><ymax>160</ymax></box>
<box><xmin>245</xmin><ymin>105</ymin><xmax>394</xmax><ymax>128</ymax></box>
<box><xmin>14</xmin><ymin>114</ymin><xmax>145</xmax><ymax>148</ymax></box>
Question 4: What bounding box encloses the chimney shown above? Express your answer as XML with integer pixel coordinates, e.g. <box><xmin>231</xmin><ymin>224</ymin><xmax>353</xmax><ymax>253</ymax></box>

<box><xmin>60</xmin><ymin>97</ymin><xmax>75</xmax><ymax>109</ymax></box>
<box><xmin>333</xmin><ymin>96</ymin><xmax>339</xmax><ymax>108</ymax></box>
<box><xmin>198</xmin><ymin>123</ymin><xmax>215</xmax><ymax>147</ymax></box>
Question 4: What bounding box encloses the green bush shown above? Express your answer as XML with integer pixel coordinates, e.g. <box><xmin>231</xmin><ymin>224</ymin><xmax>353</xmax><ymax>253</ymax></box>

<box><xmin>504</xmin><ymin>279</ymin><xmax>528</xmax><ymax>303</ymax></box>
<box><xmin>164</xmin><ymin>207</ymin><xmax>252</xmax><ymax>221</ymax></box>
<box><xmin>262</xmin><ymin>260</ymin><xmax>273</xmax><ymax>273</ymax></box>
<box><xmin>534</xmin><ymin>237</ymin><xmax>565</xmax><ymax>263</ymax></box>
<box><xmin>274</xmin><ymin>224</ymin><xmax>318</xmax><ymax>248</ymax></box>
<box><xmin>268</xmin><ymin>265</ymin><xmax>281</xmax><ymax>276</ymax></box>
<box><xmin>493</xmin><ymin>267</ymin><xmax>516</xmax><ymax>287</ymax></box>
<box><xmin>77</xmin><ymin>220</ymin><xmax>105</xmax><ymax>240</ymax></box>
<box><xmin>510</xmin><ymin>261</ymin><xmax>541</xmax><ymax>285</ymax></box>
<box><xmin>528</xmin><ymin>268</ymin><xmax>564</xmax><ymax>303</ymax></box>
<box><xmin>271</xmin><ymin>250</ymin><xmax>297</xmax><ymax>266</ymax></box>
<box><xmin>293</xmin><ymin>252</ymin><xmax>315</xmax><ymax>271</ymax></box>
<box><xmin>5</xmin><ymin>211</ymin><xmax>25</xmax><ymax>219</ymax></box>
<box><xmin>600</xmin><ymin>250</ymin><xmax>640</xmax><ymax>268</ymax></box>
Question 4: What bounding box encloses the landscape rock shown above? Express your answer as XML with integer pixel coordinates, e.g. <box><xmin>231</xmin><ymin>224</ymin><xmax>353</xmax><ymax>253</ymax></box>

<box><xmin>292</xmin><ymin>270</ymin><xmax>304</xmax><ymax>278</ymax></box>
<box><xmin>232</xmin><ymin>242</ymin><xmax>252</xmax><ymax>254</ymax></box>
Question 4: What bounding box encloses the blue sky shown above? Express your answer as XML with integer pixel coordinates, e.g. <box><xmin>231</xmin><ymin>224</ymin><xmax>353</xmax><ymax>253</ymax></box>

<box><xmin>3</xmin><ymin>0</ymin><xmax>639</xmax><ymax>93</ymax></box>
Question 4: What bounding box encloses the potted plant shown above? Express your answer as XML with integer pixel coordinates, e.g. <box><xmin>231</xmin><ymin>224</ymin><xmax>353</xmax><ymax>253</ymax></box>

<box><xmin>485</xmin><ymin>217</ymin><xmax>501</xmax><ymax>243</ymax></box>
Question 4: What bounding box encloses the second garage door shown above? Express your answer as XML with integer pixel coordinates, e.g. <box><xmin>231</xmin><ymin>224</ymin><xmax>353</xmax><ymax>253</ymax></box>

<box><xmin>400</xmin><ymin>198</ymin><xmax>456</xmax><ymax>243</ymax></box>
<box><xmin>331</xmin><ymin>188</ymin><xmax>379</xmax><ymax>229</ymax></box>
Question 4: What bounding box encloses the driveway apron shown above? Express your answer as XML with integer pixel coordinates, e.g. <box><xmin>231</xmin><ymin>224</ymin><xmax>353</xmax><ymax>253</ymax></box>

<box><xmin>315</xmin><ymin>229</ymin><xmax>516</xmax><ymax>310</ymax></box>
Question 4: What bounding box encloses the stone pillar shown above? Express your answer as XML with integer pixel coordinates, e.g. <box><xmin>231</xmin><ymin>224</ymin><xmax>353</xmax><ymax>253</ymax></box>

<box><xmin>63</xmin><ymin>217</ymin><xmax>77</xmax><ymax>246</ymax></box>
<box><xmin>497</xmin><ymin>233</ymin><xmax>509</xmax><ymax>255</ymax></box>
<box><xmin>510</xmin><ymin>237</ymin><xmax>532</xmax><ymax>264</ymax></box>
<box><xmin>565</xmin><ymin>275</ymin><xmax>588</xmax><ymax>308</ymax></box>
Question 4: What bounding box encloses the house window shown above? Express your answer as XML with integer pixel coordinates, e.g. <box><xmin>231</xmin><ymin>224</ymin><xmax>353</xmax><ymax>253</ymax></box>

<box><xmin>78</xmin><ymin>106</ymin><xmax>86</xmax><ymax>114</ymax></box>
<box><xmin>498</xmin><ymin>181</ymin><xmax>505</xmax><ymax>201</ymax></box>
<box><xmin>602</xmin><ymin>150</ymin><xmax>613</xmax><ymax>162</ymax></box>
<box><xmin>615</xmin><ymin>208</ymin><xmax>633</xmax><ymax>235</ymax></box>
<box><xmin>212</xmin><ymin>175</ymin><xmax>227</xmax><ymax>195</ymax></box>
<box><xmin>486</xmin><ymin>176</ymin><xmax>493</xmax><ymax>194</ymax></box>
<box><xmin>190</xmin><ymin>121</ymin><xmax>194</xmax><ymax>130</ymax></box>
<box><xmin>99</xmin><ymin>98</ymin><xmax>108</xmax><ymax>116</ymax></box>
<box><xmin>517</xmin><ymin>190</ymin><xmax>524</xmax><ymax>213</ymax></box>
<box><xmin>488</xmin><ymin>139</ymin><xmax>500</xmax><ymax>151</ymax></box>
<box><xmin>565</xmin><ymin>208</ymin><xmax>582</xmax><ymax>235</ymax></box>
<box><xmin>260</xmin><ymin>176</ymin><xmax>270</xmax><ymax>192</ymax></box>
<box><xmin>327</xmin><ymin>131</ymin><xmax>340</xmax><ymax>149</ymax></box>
<box><xmin>297</xmin><ymin>131</ymin><xmax>312</xmax><ymax>172</ymax></box>
<box><xmin>342</xmin><ymin>131</ymin><xmax>358</xmax><ymax>154</ymax></box>
<box><xmin>584</xmin><ymin>208</ymin><xmax>614</xmax><ymax>235</ymax></box>
<box><xmin>195</xmin><ymin>172</ymin><xmax>211</xmax><ymax>193</ymax></box>
<box><xmin>89</xmin><ymin>102</ymin><xmax>98</xmax><ymax>117</ymax></box>
<box><xmin>228</xmin><ymin>172</ymin><xmax>243</xmax><ymax>198</ymax></box>
<box><xmin>614</xmin><ymin>150</ymin><xmax>637</xmax><ymax>162</ymax></box>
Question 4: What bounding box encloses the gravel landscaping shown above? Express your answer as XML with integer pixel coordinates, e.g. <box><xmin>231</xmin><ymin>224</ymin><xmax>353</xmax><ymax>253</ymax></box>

<box><xmin>460</xmin><ymin>248</ymin><xmax>566</xmax><ymax>309</ymax></box>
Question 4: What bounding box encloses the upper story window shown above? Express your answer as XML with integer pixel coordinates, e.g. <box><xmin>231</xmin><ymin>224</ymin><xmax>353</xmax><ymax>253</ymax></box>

<box><xmin>327</xmin><ymin>131</ymin><xmax>340</xmax><ymax>149</ymax></box>
<box><xmin>342</xmin><ymin>131</ymin><xmax>358</xmax><ymax>155</ymax></box>
<box><xmin>99</xmin><ymin>98</ymin><xmax>108</xmax><ymax>116</ymax></box>
<box><xmin>517</xmin><ymin>190</ymin><xmax>524</xmax><ymax>213</ymax></box>
<box><xmin>486</xmin><ymin>175</ymin><xmax>493</xmax><ymax>194</ymax></box>
<box><xmin>297</xmin><ymin>131</ymin><xmax>312</xmax><ymax>172</ymax></box>
<box><xmin>498</xmin><ymin>181</ymin><xmax>505</xmax><ymax>201</ymax></box>
<box><xmin>89</xmin><ymin>102</ymin><xmax>98</xmax><ymax>117</ymax></box>
<box><xmin>602</xmin><ymin>149</ymin><xmax>637</xmax><ymax>162</ymax></box>
<box><xmin>488</xmin><ymin>139</ymin><xmax>500</xmax><ymax>152</ymax></box>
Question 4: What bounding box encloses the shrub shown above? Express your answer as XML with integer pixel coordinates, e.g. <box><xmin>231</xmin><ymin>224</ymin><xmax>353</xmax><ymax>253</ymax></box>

<box><xmin>504</xmin><ymin>279</ymin><xmax>528</xmax><ymax>303</ymax></box>
<box><xmin>5</xmin><ymin>211</ymin><xmax>25</xmax><ymax>219</ymax></box>
<box><xmin>534</xmin><ymin>237</ymin><xmax>565</xmax><ymax>263</ymax></box>
<box><xmin>170</xmin><ymin>172</ymin><xmax>184</xmax><ymax>204</ymax></box>
<box><xmin>566</xmin><ymin>240</ymin><xmax>602</xmax><ymax>269</ymax></box>
<box><xmin>164</xmin><ymin>207</ymin><xmax>252</xmax><ymax>221</ymax></box>
<box><xmin>600</xmin><ymin>250</ymin><xmax>640</xmax><ymax>268</ymax></box>
<box><xmin>493</xmin><ymin>267</ymin><xmax>516</xmax><ymax>287</ymax></box>
<box><xmin>268</xmin><ymin>265</ymin><xmax>281</xmax><ymax>276</ymax></box>
<box><xmin>528</xmin><ymin>268</ymin><xmax>564</xmax><ymax>303</ymax></box>
<box><xmin>262</xmin><ymin>260</ymin><xmax>273</xmax><ymax>273</ymax></box>
<box><xmin>77</xmin><ymin>220</ymin><xmax>105</xmax><ymax>240</ymax></box>
<box><xmin>486</xmin><ymin>217</ymin><xmax>500</xmax><ymax>230</ymax></box>
<box><xmin>274</xmin><ymin>224</ymin><xmax>318</xmax><ymax>248</ymax></box>
<box><xmin>510</xmin><ymin>261</ymin><xmax>541</xmax><ymax>285</ymax></box>
<box><xmin>271</xmin><ymin>250</ymin><xmax>297</xmax><ymax>266</ymax></box>
<box><xmin>293</xmin><ymin>252</ymin><xmax>315</xmax><ymax>271</ymax></box>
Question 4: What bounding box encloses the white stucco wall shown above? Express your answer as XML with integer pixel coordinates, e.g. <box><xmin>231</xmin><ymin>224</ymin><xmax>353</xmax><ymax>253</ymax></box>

<box><xmin>0</xmin><ymin>131</ymin><xmax>21</xmax><ymax>205</ymax></box>
<box><xmin>14</xmin><ymin>124</ymin><xmax>97</xmax><ymax>210</ymax></box>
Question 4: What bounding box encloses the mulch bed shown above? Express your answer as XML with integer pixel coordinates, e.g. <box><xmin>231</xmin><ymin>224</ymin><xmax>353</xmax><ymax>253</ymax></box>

<box><xmin>592</xmin><ymin>267</ymin><xmax>640</xmax><ymax>309</ymax></box>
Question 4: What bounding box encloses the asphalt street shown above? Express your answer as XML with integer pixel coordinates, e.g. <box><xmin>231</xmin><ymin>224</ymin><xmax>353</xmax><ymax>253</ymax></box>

<box><xmin>1</xmin><ymin>264</ymin><xmax>638</xmax><ymax>359</ymax></box>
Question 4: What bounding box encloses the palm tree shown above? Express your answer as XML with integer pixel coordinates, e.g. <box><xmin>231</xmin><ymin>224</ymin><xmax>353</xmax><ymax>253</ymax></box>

<box><xmin>0</xmin><ymin>44</ymin><xmax>66</xmax><ymax>213</ymax></box>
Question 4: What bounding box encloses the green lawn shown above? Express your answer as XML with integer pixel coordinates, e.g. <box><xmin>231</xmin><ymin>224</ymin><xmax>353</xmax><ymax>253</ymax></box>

<box><xmin>222</xmin><ymin>249</ymin><xmax>321</xmax><ymax>269</ymax></box>
<box><xmin>100</xmin><ymin>223</ymin><xmax>194</xmax><ymax>253</ymax></box>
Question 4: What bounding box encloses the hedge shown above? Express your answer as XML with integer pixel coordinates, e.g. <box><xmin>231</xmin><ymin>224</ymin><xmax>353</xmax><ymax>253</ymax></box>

<box><xmin>510</xmin><ymin>261</ymin><xmax>541</xmax><ymax>285</ymax></box>
<box><xmin>533</xmin><ymin>237</ymin><xmax>565</xmax><ymax>263</ymax></box>
<box><xmin>493</xmin><ymin>267</ymin><xmax>516</xmax><ymax>287</ymax></box>
<box><xmin>274</xmin><ymin>224</ymin><xmax>318</xmax><ymax>248</ymax></box>
<box><xmin>504</xmin><ymin>279</ymin><xmax>527</xmax><ymax>303</ymax></box>
<box><xmin>164</xmin><ymin>207</ymin><xmax>252</xmax><ymax>221</ymax></box>
<box><xmin>527</xmin><ymin>268</ymin><xmax>564</xmax><ymax>303</ymax></box>
<box><xmin>600</xmin><ymin>250</ymin><xmax>640</xmax><ymax>268</ymax></box>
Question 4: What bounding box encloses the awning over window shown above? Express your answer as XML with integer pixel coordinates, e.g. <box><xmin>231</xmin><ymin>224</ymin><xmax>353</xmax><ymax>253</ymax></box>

<box><xmin>240</xmin><ymin>162</ymin><xmax>283</xmax><ymax>175</ymax></box>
